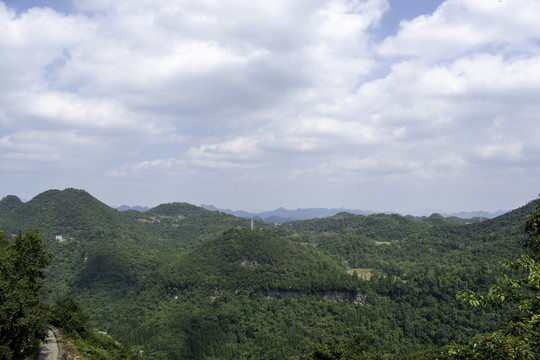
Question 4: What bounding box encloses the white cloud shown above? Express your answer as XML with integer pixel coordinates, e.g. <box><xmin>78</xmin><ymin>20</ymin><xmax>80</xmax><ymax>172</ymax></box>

<box><xmin>475</xmin><ymin>138</ymin><xmax>524</xmax><ymax>161</ymax></box>
<box><xmin>0</xmin><ymin>5</ymin><xmax>94</xmax><ymax>89</ymax></box>
<box><xmin>378</xmin><ymin>0</ymin><xmax>540</xmax><ymax>61</ymax></box>
<box><xmin>186</xmin><ymin>136</ymin><xmax>264</xmax><ymax>168</ymax></box>
<box><xmin>0</xmin><ymin>130</ymin><xmax>100</xmax><ymax>171</ymax></box>
<box><xmin>2</xmin><ymin>0</ymin><xmax>540</xmax><ymax>211</ymax></box>
<box><xmin>419</xmin><ymin>54</ymin><xmax>540</xmax><ymax>99</ymax></box>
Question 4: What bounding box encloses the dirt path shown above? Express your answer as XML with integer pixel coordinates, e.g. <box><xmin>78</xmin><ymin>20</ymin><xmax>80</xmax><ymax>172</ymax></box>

<box><xmin>38</xmin><ymin>328</ymin><xmax>59</xmax><ymax>360</ymax></box>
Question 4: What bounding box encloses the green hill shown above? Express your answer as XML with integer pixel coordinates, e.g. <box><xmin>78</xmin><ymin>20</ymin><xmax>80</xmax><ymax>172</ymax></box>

<box><xmin>164</xmin><ymin>228</ymin><xmax>361</xmax><ymax>294</ymax></box>
<box><xmin>146</xmin><ymin>202</ymin><xmax>208</xmax><ymax>217</ymax></box>
<box><xmin>275</xmin><ymin>203</ymin><xmax>534</xmax><ymax>278</ymax></box>
<box><xmin>143</xmin><ymin>201</ymin><xmax>255</xmax><ymax>250</ymax></box>
<box><xmin>127</xmin><ymin>229</ymin><xmax>368</xmax><ymax>359</ymax></box>
<box><xmin>1</xmin><ymin>188</ymin><xmax>538</xmax><ymax>359</ymax></box>
<box><xmin>0</xmin><ymin>195</ymin><xmax>23</xmax><ymax>216</ymax></box>
<box><xmin>0</xmin><ymin>188</ymin><xmax>139</xmax><ymax>244</ymax></box>
<box><xmin>0</xmin><ymin>189</ymin><xmax>255</xmax><ymax>325</ymax></box>
<box><xmin>0</xmin><ymin>189</ymin><xmax>159</xmax><ymax>301</ymax></box>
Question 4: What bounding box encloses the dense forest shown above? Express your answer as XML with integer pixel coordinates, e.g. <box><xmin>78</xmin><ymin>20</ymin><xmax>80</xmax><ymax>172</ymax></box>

<box><xmin>0</xmin><ymin>188</ymin><xmax>538</xmax><ymax>359</ymax></box>
<box><xmin>0</xmin><ymin>228</ymin><xmax>139</xmax><ymax>359</ymax></box>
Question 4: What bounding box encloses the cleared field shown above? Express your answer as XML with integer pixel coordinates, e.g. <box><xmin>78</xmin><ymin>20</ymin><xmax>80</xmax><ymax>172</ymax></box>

<box><xmin>347</xmin><ymin>268</ymin><xmax>373</xmax><ymax>280</ymax></box>
<box><xmin>375</xmin><ymin>241</ymin><xmax>391</xmax><ymax>245</ymax></box>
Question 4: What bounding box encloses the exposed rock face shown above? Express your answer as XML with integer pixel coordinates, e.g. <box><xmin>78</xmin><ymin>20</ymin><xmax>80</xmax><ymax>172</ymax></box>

<box><xmin>264</xmin><ymin>290</ymin><xmax>301</xmax><ymax>300</ymax></box>
<box><xmin>264</xmin><ymin>290</ymin><xmax>367</xmax><ymax>305</ymax></box>
<box><xmin>323</xmin><ymin>291</ymin><xmax>367</xmax><ymax>305</ymax></box>
<box><xmin>172</xmin><ymin>287</ymin><xmax>367</xmax><ymax>305</ymax></box>
<box><xmin>238</xmin><ymin>259</ymin><xmax>258</xmax><ymax>267</ymax></box>
<box><xmin>353</xmin><ymin>293</ymin><xmax>368</xmax><ymax>305</ymax></box>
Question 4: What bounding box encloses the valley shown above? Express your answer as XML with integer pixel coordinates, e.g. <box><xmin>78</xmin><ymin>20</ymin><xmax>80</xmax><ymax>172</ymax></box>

<box><xmin>0</xmin><ymin>188</ymin><xmax>538</xmax><ymax>359</ymax></box>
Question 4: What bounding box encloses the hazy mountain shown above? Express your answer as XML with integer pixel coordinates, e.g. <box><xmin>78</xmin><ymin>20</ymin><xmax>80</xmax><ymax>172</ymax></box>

<box><xmin>201</xmin><ymin>204</ymin><xmax>374</xmax><ymax>223</ymax></box>
<box><xmin>116</xmin><ymin>204</ymin><xmax>150</xmax><ymax>212</ymax></box>
<box><xmin>441</xmin><ymin>210</ymin><xmax>508</xmax><ymax>218</ymax></box>
<box><xmin>201</xmin><ymin>204</ymin><xmax>507</xmax><ymax>223</ymax></box>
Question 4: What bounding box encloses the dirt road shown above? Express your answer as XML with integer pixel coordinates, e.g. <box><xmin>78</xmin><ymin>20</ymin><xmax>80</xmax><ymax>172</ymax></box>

<box><xmin>38</xmin><ymin>328</ymin><xmax>59</xmax><ymax>360</ymax></box>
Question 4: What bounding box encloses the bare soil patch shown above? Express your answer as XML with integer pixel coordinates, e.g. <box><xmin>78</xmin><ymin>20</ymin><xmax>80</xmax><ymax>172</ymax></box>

<box><xmin>347</xmin><ymin>268</ymin><xmax>373</xmax><ymax>280</ymax></box>
<box><xmin>62</xmin><ymin>337</ymin><xmax>84</xmax><ymax>360</ymax></box>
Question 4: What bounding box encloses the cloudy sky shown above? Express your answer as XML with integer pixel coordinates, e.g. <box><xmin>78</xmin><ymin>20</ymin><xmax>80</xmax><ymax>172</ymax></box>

<box><xmin>1</xmin><ymin>0</ymin><xmax>539</xmax><ymax>214</ymax></box>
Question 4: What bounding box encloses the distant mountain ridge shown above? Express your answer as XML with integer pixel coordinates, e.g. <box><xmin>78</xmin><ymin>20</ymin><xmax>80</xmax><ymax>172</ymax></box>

<box><xmin>3</xmin><ymin>193</ymin><xmax>507</xmax><ymax>223</ymax></box>
<box><xmin>440</xmin><ymin>210</ymin><xmax>507</xmax><ymax>219</ymax></box>
<box><xmin>200</xmin><ymin>205</ymin><xmax>374</xmax><ymax>223</ymax></box>
<box><xmin>116</xmin><ymin>204</ymin><xmax>150</xmax><ymax>212</ymax></box>
<box><xmin>200</xmin><ymin>204</ymin><xmax>507</xmax><ymax>223</ymax></box>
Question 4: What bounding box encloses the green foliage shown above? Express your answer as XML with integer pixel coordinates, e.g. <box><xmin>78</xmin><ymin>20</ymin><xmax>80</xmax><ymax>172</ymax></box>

<box><xmin>0</xmin><ymin>229</ymin><xmax>50</xmax><ymax>359</ymax></box>
<box><xmin>125</xmin><ymin>229</ymin><xmax>369</xmax><ymax>359</ymax></box>
<box><xmin>51</xmin><ymin>297</ymin><xmax>91</xmax><ymax>336</ymax></box>
<box><xmin>70</xmin><ymin>330</ymin><xmax>140</xmax><ymax>360</ymax></box>
<box><xmin>451</xmin><ymin>201</ymin><xmax>540</xmax><ymax>359</ymax></box>
<box><xmin>523</xmin><ymin>201</ymin><xmax>540</xmax><ymax>260</ymax></box>
<box><xmin>0</xmin><ymin>224</ymin><xmax>138</xmax><ymax>360</ymax></box>
<box><xmin>142</xmin><ymin>201</ymin><xmax>256</xmax><ymax>250</ymax></box>
<box><xmin>300</xmin><ymin>339</ymin><xmax>398</xmax><ymax>360</ymax></box>
<box><xmin>49</xmin><ymin>296</ymin><xmax>139</xmax><ymax>359</ymax></box>
<box><xmin>164</xmin><ymin>229</ymin><xmax>361</xmax><ymax>294</ymax></box>
<box><xmin>0</xmin><ymin>196</ymin><xmax>22</xmax><ymax>216</ymax></box>
<box><xmin>2</xmin><ymin>189</ymin><xmax>538</xmax><ymax>359</ymax></box>
<box><xmin>13</xmin><ymin>229</ymin><xmax>52</xmax><ymax>287</ymax></box>
<box><xmin>301</xmin><ymin>342</ymin><xmax>359</xmax><ymax>360</ymax></box>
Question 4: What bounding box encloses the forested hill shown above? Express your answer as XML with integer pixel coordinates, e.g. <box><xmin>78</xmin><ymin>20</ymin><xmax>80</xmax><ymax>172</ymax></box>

<box><xmin>0</xmin><ymin>194</ymin><xmax>23</xmax><ymax>216</ymax></box>
<box><xmin>0</xmin><ymin>188</ymin><xmax>254</xmax><ymax>304</ymax></box>
<box><xmin>0</xmin><ymin>189</ymin><xmax>140</xmax><ymax>243</ymax></box>
<box><xmin>163</xmin><ymin>229</ymin><xmax>362</xmax><ymax>294</ymax></box>
<box><xmin>275</xmin><ymin>201</ymin><xmax>537</xmax><ymax>272</ymax></box>
<box><xmin>0</xmin><ymin>189</ymin><xmax>252</xmax><ymax>247</ymax></box>
<box><xmin>0</xmin><ymin>188</ymin><xmax>538</xmax><ymax>359</ymax></box>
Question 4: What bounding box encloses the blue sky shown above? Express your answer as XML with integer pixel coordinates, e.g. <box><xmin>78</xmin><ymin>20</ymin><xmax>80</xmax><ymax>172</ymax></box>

<box><xmin>1</xmin><ymin>0</ymin><xmax>539</xmax><ymax>214</ymax></box>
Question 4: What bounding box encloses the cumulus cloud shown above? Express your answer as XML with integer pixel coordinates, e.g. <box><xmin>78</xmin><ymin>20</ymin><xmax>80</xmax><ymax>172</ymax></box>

<box><xmin>0</xmin><ymin>130</ymin><xmax>100</xmax><ymax>171</ymax></box>
<box><xmin>378</xmin><ymin>0</ymin><xmax>540</xmax><ymax>61</ymax></box>
<box><xmin>1</xmin><ymin>0</ymin><xmax>539</xmax><ymax>211</ymax></box>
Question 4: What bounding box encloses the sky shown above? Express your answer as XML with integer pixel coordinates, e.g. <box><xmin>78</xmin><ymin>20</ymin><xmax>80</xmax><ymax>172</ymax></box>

<box><xmin>1</xmin><ymin>0</ymin><xmax>539</xmax><ymax>214</ymax></box>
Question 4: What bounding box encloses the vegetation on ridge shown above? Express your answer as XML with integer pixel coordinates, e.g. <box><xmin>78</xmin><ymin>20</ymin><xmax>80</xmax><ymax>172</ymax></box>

<box><xmin>163</xmin><ymin>229</ymin><xmax>362</xmax><ymax>294</ymax></box>
<box><xmin>0</xmin><ymin>188</ymin><xmax>538</xmax><ymax>359</ymax></box>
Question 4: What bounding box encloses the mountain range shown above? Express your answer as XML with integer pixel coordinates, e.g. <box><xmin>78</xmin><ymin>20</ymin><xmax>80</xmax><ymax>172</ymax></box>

<box><xmin>0</xmin><ymin>188</ymin><xmax>536</xmax><ymax>359</ymax></box>
<box><xmin>186</xmin><ymin>204</ymin><xmax>507</xmax><ymax>223</ymax></box>
<box><xmin>115</xmin><ymin>203</ymin><xmax>507</xmax><ymax>223</ymax></box>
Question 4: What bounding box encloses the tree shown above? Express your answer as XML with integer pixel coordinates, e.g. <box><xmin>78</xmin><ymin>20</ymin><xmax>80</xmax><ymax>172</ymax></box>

<box><xmin>453</xmin><ymin>201</ymin><xmax>540</xmax><ymax>359</ymax></box>
<box><xmin>0</xmin><ymin>229</ymin><xmax>51</xmax><ymax>359</ymax></box>
<box><xmin>51</xmin><ymin>296</ymin><xmax>90</xmax><ymax>336</ymax></box>
<box><xmin>523</xmin><ymin>201</ymin><xmax>540</xmax><ymax>260</ymax></box>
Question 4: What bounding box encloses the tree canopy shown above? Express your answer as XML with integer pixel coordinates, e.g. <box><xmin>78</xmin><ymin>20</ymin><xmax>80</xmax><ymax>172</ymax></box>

<box><xmin>1</xmin><ymin>189</ymin><xmax>539</xmax><ymax>359</ymax></box>
<box><xmin>451</xmin><ymin>201</ymin><xmax>540</xmax><ymax>359</ymax></box>
<box><xmin>0</xmin><ymin>229</ymin><xmax>50</xmax><ymax>359</ymax></box>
